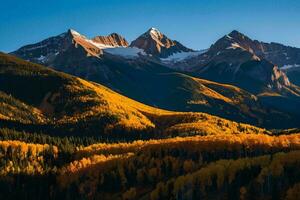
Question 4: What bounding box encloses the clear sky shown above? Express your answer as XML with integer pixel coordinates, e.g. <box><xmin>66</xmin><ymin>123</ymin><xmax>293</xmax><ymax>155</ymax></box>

<box><xmin>1</xmin><ymin>0</ymin><xmax>300</xmax><ymax>52</ymax></box>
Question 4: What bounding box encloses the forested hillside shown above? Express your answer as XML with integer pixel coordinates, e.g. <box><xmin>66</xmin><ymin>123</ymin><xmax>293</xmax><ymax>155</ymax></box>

<box><xmin>0</xmin><ymin>128</ymin><xmax>300</xmax><ymax>200</ymax></box>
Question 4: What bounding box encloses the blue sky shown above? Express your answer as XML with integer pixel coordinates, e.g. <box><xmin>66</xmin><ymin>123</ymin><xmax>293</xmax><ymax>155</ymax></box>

<box><xmin>1</xmin><ymin>0</ymin><xmax>300</xmax><ymax>52</ymax></box>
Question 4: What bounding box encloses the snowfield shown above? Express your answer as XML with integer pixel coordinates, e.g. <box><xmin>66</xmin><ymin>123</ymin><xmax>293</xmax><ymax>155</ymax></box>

<box><xmin>161</xmin><ymin>50</ymin><xmax>207</xmax><ymax>63</ymax></box>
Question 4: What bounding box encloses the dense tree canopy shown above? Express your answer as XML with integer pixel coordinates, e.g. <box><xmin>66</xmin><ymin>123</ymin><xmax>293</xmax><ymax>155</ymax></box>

<box><xmin>1</xmin><ymin>128</ymin><xmax>299</xmax><ymax>199</ymax></box>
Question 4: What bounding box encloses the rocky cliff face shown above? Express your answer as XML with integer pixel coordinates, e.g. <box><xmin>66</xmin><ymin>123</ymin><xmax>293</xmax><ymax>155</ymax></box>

<box><xmin>168</xmin><ymin>30</ymin><xmax>297</xmax><ymax>95</ymax></box>
<box><xmin>168</xmin><ymin>29</ymin><xmax>300</xmax><ymax>70</ymax></box>
<box><xmin>220</xmin><ymin>30</ymin><xmax>300</xmax><ymax>68</ymax></box>
<box><xmin>11</xmin><ymin>29</ymin><xmax>104</xmax><ymax>65</ymax></box>
<box><xmin>92</xmin><ymin>33</ymin><xmax>129</xmax><ymax>47</ymax></box>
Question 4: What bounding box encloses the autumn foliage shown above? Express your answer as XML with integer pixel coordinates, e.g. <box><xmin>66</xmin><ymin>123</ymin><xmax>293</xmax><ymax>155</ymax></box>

<box><xmin>0</xmin><ymin>128</ymin><xmax>299</xmax><ymax>200</ymax></box>
<box><xmin>54</xmin><ymin>133</ymin><xmax>300</xmax><ymax>199</ymax></box>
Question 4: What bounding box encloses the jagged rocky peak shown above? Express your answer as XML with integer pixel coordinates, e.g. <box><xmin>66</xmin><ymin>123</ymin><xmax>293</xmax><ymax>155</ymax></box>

<box><xmin>130</xmin><ymin>27</ymin><xmax>193</xmax><ymax>58</ymax></box>
<box><xmin>227</xmin><ymin>30</ymin><xmax>247</xmax><ymax>39</ymax></box>
<box><xmin>92</xmin><ymin>33</ymin><xmax>129</xmax><ymax>47</ymax></box>
<box><xmin>135</xmin><ymin>27</ymin><xmax>164</xmax><ymax>40</ymax></box>
<box><xmin>272</xmin><ymin>65</ymin><xmax>291</xmax><ymax>87</ymax></box>
<box><xmin>11</xmin><ymin>28</ymin><xmax>105</xmax><ymax>65</ymax></box>
<box><xmin>221</xmin><ymin>30</ymin><xmax>300</xmax><ymax>68</ymax></box>
<box><xmin>10</xmin><ymin>29</ymin><xmax>80</xmax><ymax>65</ymax></box>
<box><xmin>148</xmin><ymin>27</ymin><xmax>164</xmax><ymax>39</ymax></box>
<box><xmin>210</xmin><ymin>30</ymin><xmax>254</xmax><ymax>52</ymax></box>
<box><xmin>224</xmin><ymin>30</ymin><xmax>255</xmax><ymax>44</ymax></box>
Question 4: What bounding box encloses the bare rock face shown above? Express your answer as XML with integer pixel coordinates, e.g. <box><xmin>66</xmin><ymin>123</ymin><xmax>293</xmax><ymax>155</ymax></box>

<box><xmin>168</xmin><ymin>30</ymin><xmax>296</xmax><ymax>95</ymax></box>
<box><xmin>11</xmin><ymin>29</ymin><xmax>103</xmax><ymax>65</ymax></box>
<box><xmin>130</xmin><ymin>28</ymin><xmax>193</xmax><ymax>58</ymax></box>
<box><xmin>172</xmin><ymin>30</ymin><xmax>300</xmax><ymax>70</ymax></box>
<box><xmin>205</xmin><ymin>30</ymin><xmax>300</xmax><ymax>69</ymax></box>
<box><xmin>226</xmin><ymin>31</ymin><xmax>300</xmax><ymax>68</ymax></box>
<box><xmin>92</xmin><ymin>33</ymin><xmax>129</xmax><ymax>47</ymax></box>
<box><xmin>68</xmin><ymin>29</ymin><xmax>103</xmax><ymax>57</ymax></box>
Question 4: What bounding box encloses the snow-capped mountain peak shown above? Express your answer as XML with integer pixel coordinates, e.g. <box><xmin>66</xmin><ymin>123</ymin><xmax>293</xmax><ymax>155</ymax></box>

<box><xmin>69</xmin><ymin>29</ymin><xmax>83</xmax><ymax>37</ymax></box>
<box><xmin>149</xmin><ymin>27</ymin><xmax>163</xmax><ymax>39</ymax></box>
<box><xmin>130</xmin><ymin>27</ymin><xmax>193</xmax><ymax>58</ymax></box>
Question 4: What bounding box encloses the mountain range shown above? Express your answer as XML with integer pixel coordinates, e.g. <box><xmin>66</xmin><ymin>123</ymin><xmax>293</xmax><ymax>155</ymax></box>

<box><xmin>10</xmin><ymin>28</ymin><xmax>300</xmax><ymax>129</ymax></box>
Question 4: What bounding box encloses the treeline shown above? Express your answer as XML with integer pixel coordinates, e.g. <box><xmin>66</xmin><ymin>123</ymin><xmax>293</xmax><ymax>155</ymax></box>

<box><xmin>0</xmin><ymin>140</ymin><xmax>58</xmax><ymax>175</ymax></box>
<box><xmin>150</xmin><ymin>150</ymin><xmax>300</xmax><ymax>200</ymax></box>
<box><xmin>76</xmin><ymin>133</ymin><xmax>300</xmax><ymax>158</ymax></box>
<box><xmin>0</xmin><ymin>128</ymin><xmax>105</xmax><ymax>153</ymax></box>
<box><xmin>0</xmin><ymin>139</ymin><xmax>59</xmax><ymax>200</ymax></box>
<box><xmin>58</xmin><ymin>133</ymin><xmax>300</xmax><ymax>199</ymax></box>
<box><xmin>0</xmin><ymin>131</ymin><xmax>300</xmax><ymax>199</ymax></box>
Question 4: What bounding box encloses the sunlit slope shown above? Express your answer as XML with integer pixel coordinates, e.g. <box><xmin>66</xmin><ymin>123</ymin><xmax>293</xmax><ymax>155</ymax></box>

<box><xmin>78</xmin><ymin>78</ymin><xmax>269</xmax><ymax>135</ymax></box>
<box><xmin>0</xmin><ymin>52</ymin><xmax>267</xmax><ymax>136</ymax></box>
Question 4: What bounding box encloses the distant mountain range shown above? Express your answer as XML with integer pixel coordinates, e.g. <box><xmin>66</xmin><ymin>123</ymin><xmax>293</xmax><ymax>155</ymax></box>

<box><xmin>10</xmin><ymin>28</ymin><xmax>300</xmax><ymax>129</ymax></box>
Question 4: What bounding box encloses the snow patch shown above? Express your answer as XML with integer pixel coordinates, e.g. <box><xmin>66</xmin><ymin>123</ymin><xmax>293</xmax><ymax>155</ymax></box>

<box><xmin>85</xmin><ymin>37</ymin><xmax>145</xmax><ymax>58</ymax></box>
<box><xmin>104</xmin><ymin>47</ymin><xmax>146</xmax><ymax>58</ymax></box>
<box><xmin>36</xmin><ymin>55</ymin><xmax>46</xmax><ymax>62</ymax></box>
<box><xmin>70</xmin><ymin>34</ymin><xmax>145</xmax><ymax>58</ymax></box>
<box><xmin>226</xmin><ymin>35</ymin><xmax>233</xmax><ymax>39</ymax></box>
<box><xmin>25</xmin><ymin>44</ymin><xmax>47</xmax><ymax>51</ymax></box>
<box><xmin>281</xmin><ymin>64</ymin><xmax>300</xmax><ymax>70</ymax></box>
<box><xmin>161</xmin><ymin>50</ymin><xmax>207</xmax><ymax>63</ymax></box>
<box><xmin>149</xmin><ymin>27</ymin><xmax>161</xmax><ymax>38</ymax></box>
<box><xmin>227</xmin><ymin>42</ymin><xmax>242</xmax><ymax>50</ymax></box>
<box><xmin>70</xmin><ymin>29</ymin><xmax>82</xmax><ymax>37</ymax></box>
